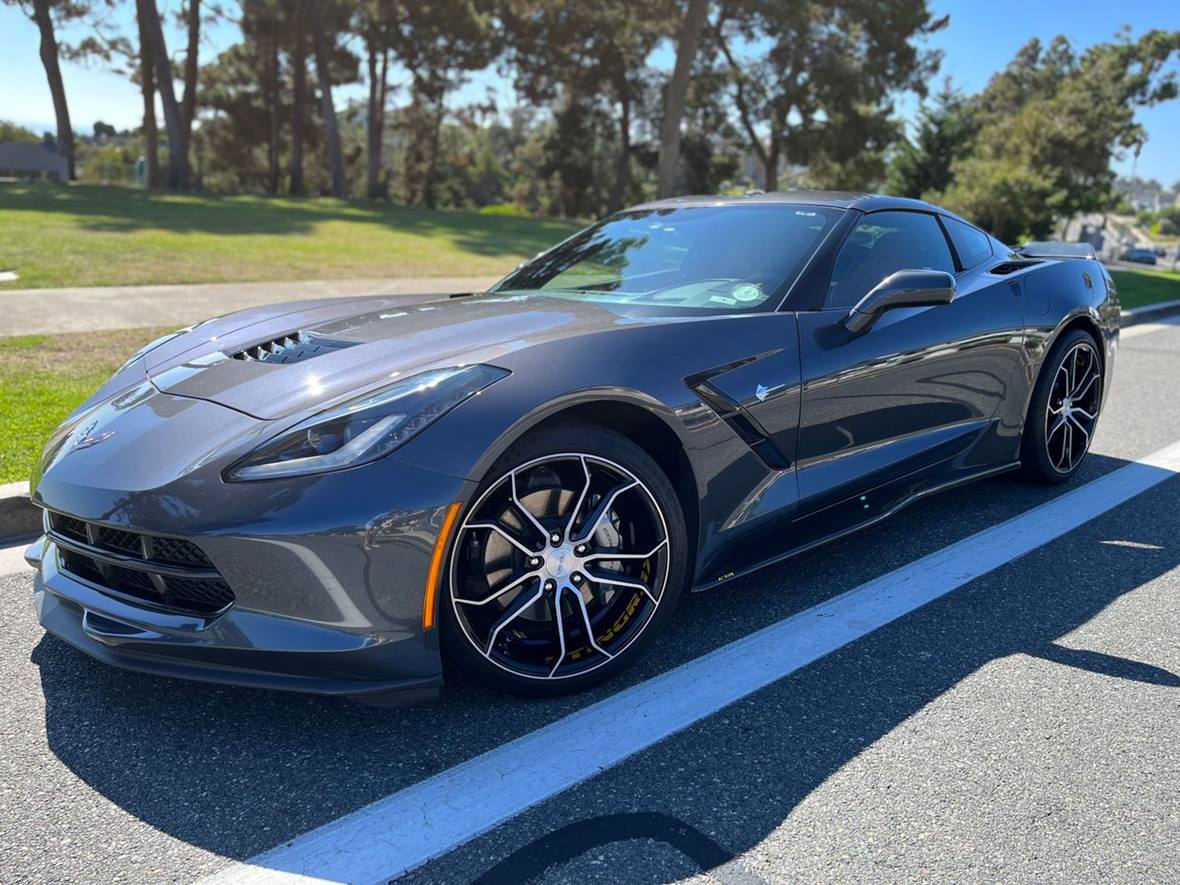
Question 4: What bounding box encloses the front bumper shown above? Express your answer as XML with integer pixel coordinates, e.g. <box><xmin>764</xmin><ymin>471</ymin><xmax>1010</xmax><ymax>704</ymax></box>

<box><xmin>29</xmin><ymin>452</ymin><xmax>472</xmax><ymax>704</ymax></box>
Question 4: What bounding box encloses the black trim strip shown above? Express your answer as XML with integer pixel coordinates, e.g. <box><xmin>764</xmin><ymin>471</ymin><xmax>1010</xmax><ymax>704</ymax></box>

<box><xmin>47</xmin><ymin>531</ymin><xmax>220</xmax><ymax>579</ymax></box>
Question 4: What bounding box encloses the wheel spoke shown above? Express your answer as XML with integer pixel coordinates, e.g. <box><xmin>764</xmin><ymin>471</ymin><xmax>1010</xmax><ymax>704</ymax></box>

<box><xmin>1047</xmin><ymin>414</ymin><xmax>1067</xmax><ymax>441</ymax></box>
<box><xmin>1047</xmin><ymin>417</ymin><xmax>1067</xmax><ymax>471</ymax></box>
<box><xmin>563</xmin><ymin>456</ymin><xmax>593</xmax><ymax>538</ymax></box>
<box><xmin>484</xmin><ymin>583</ymin><xmax>545</xmax><ymax>657</ymax></box>
<box><xmin>1067</xmin><ymin>414</ymin><xmax>1091</xmax><ymax>446</ymax></box>
<box><xmin>1071</xmin><ymin>366</ymin><xmax>1099</xmax><ymax>401</ymax></box>
<box><xmin>455</xmin><ymin>571</ymin><xmax>539</xmax><ymax>607</ymax></box>
<box><xmin>467</xmin><ymin>521</ymin><xmax>540</xmax><ymax>556</ymax></box>
<box><xmin>1054</xmin><ymin>364</ymin><xmax>1069</xmax><ymax>398</ymax></box>
<box><xmin>548</xmin><ymin>587</ymin><xmax>568</xmax><ymax>677</ymax></box>
<box><xmin>570</xmin><ymin>585</ymin><xmax>614</xmax><ymax>660</ymax></box>
<box><xmin>587</xmin><ymin>572</ymin><xmax>658</xmax><ymax>605</ymax></box>
<box><xmin>510</xmin><ymin>470</ymin><xmax>550</xmax><ymax>542</ymax></box>
<box><xmin>573</xmin><ymin>480</ymin><xmax>638</xmax><ymax>543</ymax></box>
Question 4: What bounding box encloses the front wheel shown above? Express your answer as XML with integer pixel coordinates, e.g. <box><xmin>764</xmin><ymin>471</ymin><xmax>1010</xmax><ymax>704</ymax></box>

<box><xmin>1020</xmin><ymin>329</ymin><xmax>1103</xmax><ymax>484</ymax></box>
<box><xmin>441</xmin><ymin>423</ymin><xmax>688</xmax><ymax>697</ymax></box>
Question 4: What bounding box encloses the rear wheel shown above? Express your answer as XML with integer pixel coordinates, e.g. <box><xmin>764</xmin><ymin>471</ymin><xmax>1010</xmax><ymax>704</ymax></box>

<box><xmin>441</xmin><ymin>423</ymin><xmax>687</xmax><ymax>697</ymax></box>
<box><xmin>1020</xmin><ymin>329</ymin><xmax>1103</xmax><ymax>484</ymax></box>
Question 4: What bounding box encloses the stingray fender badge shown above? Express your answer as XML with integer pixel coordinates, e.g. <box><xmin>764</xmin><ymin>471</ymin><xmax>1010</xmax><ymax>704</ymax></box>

<box><xmin>72</xmin><ymin>421</ymin><xmax>116</xmax><ymax>452</ymax></box>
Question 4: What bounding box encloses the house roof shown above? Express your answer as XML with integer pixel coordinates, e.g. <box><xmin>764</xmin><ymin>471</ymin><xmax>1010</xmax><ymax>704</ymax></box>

<box><xmin>0</xmin><ymin>141</ymin><xmax>68</xmax><ymax>174</ymax></box>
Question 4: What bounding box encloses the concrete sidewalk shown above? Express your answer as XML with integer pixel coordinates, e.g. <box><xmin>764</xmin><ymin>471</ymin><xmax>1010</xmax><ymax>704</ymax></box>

<box><xmin>0</xmin><ymin>276</ymin><xmax>499</xmax><ymax>337</ymax></box>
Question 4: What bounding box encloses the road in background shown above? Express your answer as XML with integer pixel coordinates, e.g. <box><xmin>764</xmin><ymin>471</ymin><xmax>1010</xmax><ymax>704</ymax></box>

<box><xmin>0</xmin><ymin>276</ymin><xmax>498</xmax><ymax>337</ymax></box>
<box><xmin>1</xmin><ymin>321</ymin><xmax>1178</xmax><ymax>884</ymax></box>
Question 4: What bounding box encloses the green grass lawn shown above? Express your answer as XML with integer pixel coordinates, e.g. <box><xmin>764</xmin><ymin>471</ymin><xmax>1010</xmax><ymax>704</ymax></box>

<box><xmin>0</xmin><ymin>328</ymin><xmax>166</xmax><ymax>483</ymax></box>
<box><xmin>0</xmin><ymin>183</ymin><xmax>580</xmax><ymax>289</ymax></box>
<box><xmin>1110</xmin><ymin>266</ymin><xmax>1180</xmax><ymax>310</ymax></box>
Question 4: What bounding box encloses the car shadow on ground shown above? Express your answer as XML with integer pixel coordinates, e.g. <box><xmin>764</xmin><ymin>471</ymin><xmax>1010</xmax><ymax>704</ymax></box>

<box><xmin>29</xmin><ymin>454</ymin><xmax>1180</xmax><ymax>877</ymax></box>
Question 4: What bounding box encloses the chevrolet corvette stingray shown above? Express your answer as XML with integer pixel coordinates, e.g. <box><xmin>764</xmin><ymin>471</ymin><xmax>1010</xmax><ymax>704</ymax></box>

<box><xmin>25</xmin><ymin>192</ymin><xmax>1118</xmax><ymax>704</ymax></box>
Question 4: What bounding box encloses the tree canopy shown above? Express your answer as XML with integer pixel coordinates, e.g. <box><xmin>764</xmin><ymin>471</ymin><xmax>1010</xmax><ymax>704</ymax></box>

<box><xmin>7</xmin><ymin>2</ymin><xmax>1179</xmax><ymax>241</ymax></box>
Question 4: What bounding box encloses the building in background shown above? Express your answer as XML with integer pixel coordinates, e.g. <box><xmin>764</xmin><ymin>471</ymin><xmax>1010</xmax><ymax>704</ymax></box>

<box><xmin>0</xmin><ymin>141</ymin><xmax>68</xmax><ymax>182</ymax></box>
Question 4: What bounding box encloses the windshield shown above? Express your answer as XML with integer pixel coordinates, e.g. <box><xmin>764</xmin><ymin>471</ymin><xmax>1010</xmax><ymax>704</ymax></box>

<box><xmin>492</xmin><ymin>204</ymin><xmax>844</xmax><ymax>313</ymax></box>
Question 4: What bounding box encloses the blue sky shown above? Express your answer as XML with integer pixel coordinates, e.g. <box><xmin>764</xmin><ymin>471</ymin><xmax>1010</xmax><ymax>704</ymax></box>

<box><xmin>1</xmin><ymin>0</ymin><xmax>1176</xmax><ymax>184</ymax></box>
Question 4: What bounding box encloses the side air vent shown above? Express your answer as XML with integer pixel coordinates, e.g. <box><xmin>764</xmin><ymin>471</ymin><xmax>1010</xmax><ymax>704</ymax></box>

<box><xmin>988</xmin><ymin>259</ymin><xmax>1043</xmax><ymax>275</ymax></box>
<box><xmin>228</xmin><ymin>330</ymin><xmax>358</xmax><ymax>364</ymax></box>
<box><xmin>690</xmin><ymin>382</ymin><xmax>791</xmax><ymax>470</ymax></box>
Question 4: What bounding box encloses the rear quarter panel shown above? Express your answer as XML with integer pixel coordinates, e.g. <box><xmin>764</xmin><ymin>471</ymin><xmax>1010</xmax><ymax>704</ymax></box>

<box><xmin>1015</xmin><ymin>258</ymin><xmax>1120</xmax><ymax>419</ymax></box>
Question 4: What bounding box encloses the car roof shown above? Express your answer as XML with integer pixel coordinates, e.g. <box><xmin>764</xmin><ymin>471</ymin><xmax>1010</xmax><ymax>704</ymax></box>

<box><xmin>628</xmin><ymin>190</ymin><xmax>968</xmax><ymax>220</ymax></box>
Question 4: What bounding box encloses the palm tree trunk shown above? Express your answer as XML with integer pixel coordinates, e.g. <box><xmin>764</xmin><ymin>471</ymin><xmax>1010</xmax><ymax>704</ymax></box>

<box><xmin>266</xmin><ymin>31</ymin><xmax>280</xmax><ymax>194</ymax></box>
<box><xmin>718</xmin><ymin>30</ymin><xmax>769</xmax><ymax>188</ymax></box>
<box><xmin>365</xmin><ymin>39</ymin><xmax>385</xmax><ymax>199</ymax></box>
<box><xmin>764</xmin><ymin>130</ymin><xmax>780</xmax><ymax>191</ymax></box>
<box><xmin>289</xmin><ymin>0</ymin><xmax>307</xmax><ymax>195</ymax></box>
<box><xmin>309</xmin><ymin>0</ymin><xmax>346</xmax><ymax>198</ymax></box>
<box><xmin>30</xmin><ymin>0</ymin><xmax>74</xmax><ymax>180</ymax></box>
<box><xmin>180</xmin><ymin>0</ymin><xmax>200</xmax><ymax>142</ymax></box>
<box><xmin>138</xmin><ymin>0</ymin><xmax>189</xmax><ymax>190</ymax></box>
<box><xmin>608</xmin><ymin>93</ymin><xmax>631</xmax><ymax>213</ymax></box>
<box><xmin>423</xmin><ymin>96</ymin><xmax>445</xmax><ymax>209</ymax></box>
<box><xmin>656</xmin><ymin>0</ymin><xmax>710</xmax><ymax>198</ymax></box>
<box><xmin>135</xmin><ymin>7</ymin><xmax>159</xmax><ymax>187</ymax></box>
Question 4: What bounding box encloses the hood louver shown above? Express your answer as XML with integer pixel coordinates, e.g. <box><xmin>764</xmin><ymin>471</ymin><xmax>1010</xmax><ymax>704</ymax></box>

<box><xmin>228</xmin><ymin>330</ymin><xmax>359</xmax><ymax>365</ymax></box>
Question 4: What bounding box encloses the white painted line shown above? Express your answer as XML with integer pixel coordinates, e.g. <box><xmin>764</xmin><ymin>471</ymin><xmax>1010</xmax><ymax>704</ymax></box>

<box><xmin>0</xmin><ymin>542</ymin><xmax>33</xmax><ymax>577</ymax></box>
<box><xmin>201</xmin><ymin>439</ymin><xmax>1180</xmax><ymax>885</ymax></box>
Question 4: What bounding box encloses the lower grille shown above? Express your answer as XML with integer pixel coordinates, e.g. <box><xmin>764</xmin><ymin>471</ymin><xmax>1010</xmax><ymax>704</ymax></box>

<box><xmin>49</xmin><ymin>513</ymin><xmax>234</xmax><ymax>616</ymax></box>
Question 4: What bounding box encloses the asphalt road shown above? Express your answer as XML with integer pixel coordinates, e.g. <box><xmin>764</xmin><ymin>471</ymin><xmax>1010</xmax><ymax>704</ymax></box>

<box><xmin>1</xmin><ymin>319</ymin><xmax>1178</xmax><ymax>884</ymax></box>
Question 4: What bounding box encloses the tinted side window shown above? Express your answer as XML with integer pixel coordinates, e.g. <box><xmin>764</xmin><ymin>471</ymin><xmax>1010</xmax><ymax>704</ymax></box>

<box><xmin>827</xmin><ymin>211</ymin><xmax>955</xmax><ymax>309</ymax></box>
<box><xmin>946</xmin><ymin>218</ymin><xmax>993</xmax><ymax>269</ymax></box>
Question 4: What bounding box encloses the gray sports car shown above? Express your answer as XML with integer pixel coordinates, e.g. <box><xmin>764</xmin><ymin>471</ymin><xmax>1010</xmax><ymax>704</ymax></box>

<box><xmin>25</xmin><ymin>192</ymin><xmax>1118</xmax><ymax>704</ymax></box>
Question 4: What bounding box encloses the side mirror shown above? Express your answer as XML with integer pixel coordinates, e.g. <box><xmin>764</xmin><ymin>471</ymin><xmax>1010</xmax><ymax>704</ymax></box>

<box><xmin>844</xmin><ymin>269</ymin><xmax>956</xmax><ymax>333</ymax></box>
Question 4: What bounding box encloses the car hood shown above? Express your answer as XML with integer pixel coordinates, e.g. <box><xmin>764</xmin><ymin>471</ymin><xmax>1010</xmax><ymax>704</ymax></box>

<box><xmin>143</xmin><ymin>292</ymin><xmax>648</xmax><ymax>420</ymax></box>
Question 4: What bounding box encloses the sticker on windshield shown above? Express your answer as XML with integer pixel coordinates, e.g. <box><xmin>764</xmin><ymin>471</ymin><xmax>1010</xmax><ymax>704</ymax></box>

<box><xmin>731</xmin><ymin>283</ymin><xmax>764</xmax><ymax>302</ymax></box>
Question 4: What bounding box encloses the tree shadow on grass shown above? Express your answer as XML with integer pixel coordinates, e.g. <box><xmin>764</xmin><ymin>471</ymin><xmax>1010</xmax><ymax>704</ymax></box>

<box><xmin>0</xmin><ymin>183</ymin><xmax>580</xmax><ymax>259</ymax></box>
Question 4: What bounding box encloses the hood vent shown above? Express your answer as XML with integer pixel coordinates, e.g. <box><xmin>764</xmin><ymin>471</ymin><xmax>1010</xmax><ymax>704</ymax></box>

<box><xmin>988</xmin><ymin>259</ymin><xmax>1042</xmax><ymax>275</ymax></box>
<box><xmin>228</xmin><ymin>330</ymin><xmax>359</xmax><ymax>365</ymax></box>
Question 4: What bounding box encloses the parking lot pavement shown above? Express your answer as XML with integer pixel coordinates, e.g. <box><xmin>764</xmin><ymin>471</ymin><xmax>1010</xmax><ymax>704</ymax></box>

<box><xmin>1</xmin><ymin>321</ymin><xmax>1178</xmax><ymax>885</ymax></box>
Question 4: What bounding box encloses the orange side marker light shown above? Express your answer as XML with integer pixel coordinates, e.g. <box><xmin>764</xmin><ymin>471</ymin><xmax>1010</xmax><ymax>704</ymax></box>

<box><xmin>423</xmin><ymin>502</ymin><xmax>462</xmax><ymax>630</ymax></box>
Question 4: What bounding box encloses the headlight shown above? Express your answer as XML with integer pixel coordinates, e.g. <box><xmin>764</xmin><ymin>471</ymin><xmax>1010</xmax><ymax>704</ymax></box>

<box><xmin>224</xmin><ymin>365</ymin><xmax>508</xmax><ymax>481</ymax></box>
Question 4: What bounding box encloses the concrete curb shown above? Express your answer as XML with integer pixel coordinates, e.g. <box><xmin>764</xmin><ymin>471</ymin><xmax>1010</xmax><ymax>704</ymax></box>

<box><xmin>1121</xmin><ymin>297</ymin><xmax>1180</xmax><ymax>326</ymax></box>
<box><xmin>0</xmin><ymin>481</ymin><xmax>39</xmax><ymax>544</ymax></box>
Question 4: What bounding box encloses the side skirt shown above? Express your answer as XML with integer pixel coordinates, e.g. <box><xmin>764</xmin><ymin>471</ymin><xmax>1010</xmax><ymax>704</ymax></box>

<box><xmin>690</xmin><ymin>461</ymin><xmax>1020</xmax><ymax>593</ymax></box>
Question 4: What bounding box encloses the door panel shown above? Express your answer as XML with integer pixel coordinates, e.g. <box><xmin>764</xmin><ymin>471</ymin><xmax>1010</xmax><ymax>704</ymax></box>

<box><xmin>796</xmin><ymin>267</ymin><xmax>1025</xmax><ymax>512</ymax></box>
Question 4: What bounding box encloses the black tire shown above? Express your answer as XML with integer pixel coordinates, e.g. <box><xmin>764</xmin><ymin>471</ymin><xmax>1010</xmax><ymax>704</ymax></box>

<box><xmin>1020</xmin><ymin>328</ymin><xmax>1103</xmax><ymax>484</ymax></box>
<box><xmin>441</xmin><ymin>422</ymin><xmax>688</xmax><ymax>697</ymax></box>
